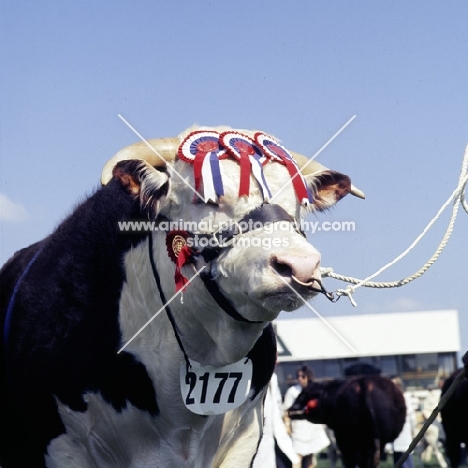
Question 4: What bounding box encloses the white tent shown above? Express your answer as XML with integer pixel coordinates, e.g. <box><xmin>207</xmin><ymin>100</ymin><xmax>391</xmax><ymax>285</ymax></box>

<box><xmin>275</xmin><ymin>309</ymin><xmax>460</xmax><ymax>362</ymax></box>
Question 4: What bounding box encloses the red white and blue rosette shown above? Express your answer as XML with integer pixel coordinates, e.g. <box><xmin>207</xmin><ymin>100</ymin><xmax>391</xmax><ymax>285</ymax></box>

<box><xmin>220</xmin><ymin>131</ymin><xmax>272</xmax><ymax>200</ymax></box>
<box><xmin>254</xmin><ymin>132</ymin><xmax>313</xmax><ymax>205</ymax></box>
<box><xmin>178</xmin><ymin>130</ymin><xmax>227</xmax><ymax>203</ymax></box>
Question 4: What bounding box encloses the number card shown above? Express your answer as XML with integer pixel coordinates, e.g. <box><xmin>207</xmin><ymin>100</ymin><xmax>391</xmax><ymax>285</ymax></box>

<box><xmin>180</xmin><ymin>358</ymin><xmax>252</xmax><ymax>415</ymax></box>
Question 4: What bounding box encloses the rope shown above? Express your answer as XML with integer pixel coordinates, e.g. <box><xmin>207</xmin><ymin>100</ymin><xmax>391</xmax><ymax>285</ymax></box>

<box><xmin>321</xmin><ymin>143</ymin><xmax>468</xmax><ymax>306</ymax></box>
<box><xmin>393</xmin><ymin>367</ymin><xmax>467</xmax><ymax>468</ymax></box>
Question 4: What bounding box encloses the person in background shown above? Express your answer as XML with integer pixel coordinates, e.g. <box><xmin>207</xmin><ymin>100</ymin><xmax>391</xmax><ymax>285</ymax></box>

<box><xmin>420</xmin><ymin>385</ymin><xmax>448</xmax><ymax>468</ymax></box>
<box><xmin>253</xmin><ymin>372</ymin><xmax>300</xmax><ymax>468</ymax></box>
<box><xmin>392</xmin><ymin>377</ymin><xmax>417</xmax><ymax>468</ymax></box>
<box><xmin>283</xmin><ymin>365</ymin><xmax>330</xmax><ymax>468</ymax></box>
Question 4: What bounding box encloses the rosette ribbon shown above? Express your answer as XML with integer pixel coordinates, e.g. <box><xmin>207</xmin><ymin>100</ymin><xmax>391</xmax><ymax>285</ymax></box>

<box><xmin>220</xmin><ymin>131</ymin><xmax>272</xmax><ymax>200</ymax></box>
<box><xmin>254</xmin><ymin>132</ymin><xmax>313</xmax><ymax>205</ymax></box>
<box><xmin>178</xmin><ymin>130</ymin><xmax>227</xmax><ymax>203</ymax></box>
<box><xmin>165</xmin><ymin>231</ymin><xmax>192</xmax><ymax>292</ymax></box>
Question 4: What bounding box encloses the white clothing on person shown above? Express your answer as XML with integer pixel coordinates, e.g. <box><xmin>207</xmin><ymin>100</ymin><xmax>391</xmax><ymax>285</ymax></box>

<box><xmin>420</xmin><ymin>389</ymin><xmax>447</xmax><ymax>468</ymax></box>
<box><xmin>394</xmin><ymin>392</ymin><xmax>417</xmax><ymax>452</ymax></box>
<box><xmin>253</xmin><ymin>374</ymin><xmax>300</xmax><ymax>467</ymax></box>
<box><xmin>283</xmin><ymin>384</ymin><xmax>330</xmax><ymax>456</ymax></box>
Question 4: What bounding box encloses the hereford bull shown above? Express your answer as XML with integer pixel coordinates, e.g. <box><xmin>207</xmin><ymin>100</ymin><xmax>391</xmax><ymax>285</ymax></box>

<box><xmin>288</xmin><ymin>376</ymin><xmax>406</xmax><ymax>468</ymax></box>
<box><xmin>0</xmin><ymin>125</ymin><xmax>363</xmax><ymax>467</ymax></box>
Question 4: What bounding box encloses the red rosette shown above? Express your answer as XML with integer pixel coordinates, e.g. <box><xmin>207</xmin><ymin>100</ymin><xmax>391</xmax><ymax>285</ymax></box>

<box><xmin>165</xmin><ymin>230</ymin><xmax>193</xmax><ymax>292</ymax></box>
<box><xmin>178</xmin><ymin>130</ymin><xmax>228</xmax><ymax>164</ymax></box>
<box><xmin>220</xmin><ymin>131</ymin><xmax>272</xmax><ymax>199</ymax></box>
<box><xmin>220</xmin><ymin>132</ymin><xmax>252</xmax><ymax>197</ymax></box>
<box><xmin>178</xmin><ymin>130</ymin><xmax>227</xmax><ymax>201</ymax></box>
<box><xmin>254</xmin><ymin>132</ymin><xmax>287</xmax><ymax>164</ymax></box>
<box><xmin>220</xmin><ymin>131</ymin><xmax>268</xmax><ymax>165</ymax></box>
<box><xmin>254</xmin><ymin>132</ymin><xmax>312</xmax><ymax>205</ymax></box>
<box><xmin>165</xmin><ymin>230</ymin><xmax>190</xmax><ymax>264</ymax></box>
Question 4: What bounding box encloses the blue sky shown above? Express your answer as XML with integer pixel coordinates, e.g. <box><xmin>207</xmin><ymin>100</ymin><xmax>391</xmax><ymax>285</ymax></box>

<box><xmin>1</xmin><ymin>1</ymin><xmax>467</xmax><ymax>361</ymax></box>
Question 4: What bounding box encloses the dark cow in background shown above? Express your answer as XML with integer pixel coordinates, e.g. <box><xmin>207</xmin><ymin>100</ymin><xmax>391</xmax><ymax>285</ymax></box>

<box><xmin>0</xmin><ymin>126</ymin><xmax>363</xmax><ymax>467</ymax></box>
<box><xmin>441</xmin><ymin>368</ymin><xmax>468</xmax><ymax>468</ymax></box>
<box><xmin>288</xmin><ymin>375</ymin><xmax>406</xmax><ymax>468</ymax></box>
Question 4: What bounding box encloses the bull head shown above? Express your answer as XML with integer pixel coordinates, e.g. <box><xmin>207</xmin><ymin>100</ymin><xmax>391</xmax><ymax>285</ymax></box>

<box><xmin>288</xmin><ymin>382</ymin><xmax>326</xmax><ymax>424</ymax></box>
<box><xmin>101</xmin><ymin>126</ymin><xmax>364</xmax><ymax>359</ymax></box>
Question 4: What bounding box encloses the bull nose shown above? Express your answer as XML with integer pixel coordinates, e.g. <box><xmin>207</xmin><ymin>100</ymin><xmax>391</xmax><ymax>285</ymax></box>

<box><xmin>270</xmin><ymin>250</ymin><xmax>321</xmax><ymax>285</ymax></box>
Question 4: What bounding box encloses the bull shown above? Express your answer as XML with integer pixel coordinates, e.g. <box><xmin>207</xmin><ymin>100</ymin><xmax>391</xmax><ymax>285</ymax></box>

<box><xmin>288</xmin><ymin>376</ymin><xmax>406</xmax><ymax>468</ymax></box>
<box><xmin>0</xmin><ymin>125</ymin><xmax>363</xmax><ymax>467</ymax></box>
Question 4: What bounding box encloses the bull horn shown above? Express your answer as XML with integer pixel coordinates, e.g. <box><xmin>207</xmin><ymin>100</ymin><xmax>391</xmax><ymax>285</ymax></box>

<box><xmin>291</xmin><ymin>151</ymin><xmax>366</xmax><ymax>199</ymax></box>
<box><xmin>101</xmin><ymin>137</ymin><xmax>179</xmax><ymax>185</ymax></box>
<box><xmin>348</xmin><ymin>185</ymin><xmax>366</xmax><ymax>199</ymax></box>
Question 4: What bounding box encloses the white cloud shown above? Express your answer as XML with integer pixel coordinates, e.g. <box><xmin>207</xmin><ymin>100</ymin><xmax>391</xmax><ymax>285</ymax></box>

<box><xmin>0</xmin><ymin>193</ymin><xmax>29</xmax><ymax>222</ymax></box>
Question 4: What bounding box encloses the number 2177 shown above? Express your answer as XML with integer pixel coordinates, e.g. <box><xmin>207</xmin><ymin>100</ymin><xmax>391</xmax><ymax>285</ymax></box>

<box><xmin>185</xmin><ymin>371</ymin><xmax>243</xmax><ymax>405</ymax></box>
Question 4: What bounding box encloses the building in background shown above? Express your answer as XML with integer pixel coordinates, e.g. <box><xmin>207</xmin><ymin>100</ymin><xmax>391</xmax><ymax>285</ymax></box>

<box><xmin>275</xmin><ymin>309</ymin><xmax>460</xmax><ymax>394</ymax></box>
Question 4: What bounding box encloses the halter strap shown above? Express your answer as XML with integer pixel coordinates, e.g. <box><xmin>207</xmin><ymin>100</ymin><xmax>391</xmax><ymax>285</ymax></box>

<box><xmin>148</xmin><ymin>234</ymin><xmax>191</xmax><ymax>371</ymax></box>
<box><xmin>199</xmin><ymin>270</ymin><xmax>262</xmax><ymax>324</ymax></box>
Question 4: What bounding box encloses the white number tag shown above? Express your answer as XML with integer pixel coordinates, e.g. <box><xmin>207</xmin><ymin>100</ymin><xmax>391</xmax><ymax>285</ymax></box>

<box><xmin>180</xmin><ymin>358</ymin><xmax>252</xmax><ymax>415</ymax></box>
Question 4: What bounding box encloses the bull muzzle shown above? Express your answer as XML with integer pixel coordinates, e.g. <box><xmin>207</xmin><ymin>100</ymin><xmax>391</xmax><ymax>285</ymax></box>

<box><xmin>271</xmin><ymin>252</ymin><xmax>336</xmax><ymax>301</ymax></box>
<box><xmin>271</xmin><ymin>252</ymin><xmax>321</xmax><ymax>285</ymax></box>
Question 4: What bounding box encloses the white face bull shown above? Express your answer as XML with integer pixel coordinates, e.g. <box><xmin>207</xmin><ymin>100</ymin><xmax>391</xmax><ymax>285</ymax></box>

<box><xmin>105</xmin><ymin>127</ymin><xmax>358</xmax><ymax>366</ymax></box>
<box><xmin>40</xmin><ymin>125</ymin><xmax>362</xmax><ymax>467</ymax></box>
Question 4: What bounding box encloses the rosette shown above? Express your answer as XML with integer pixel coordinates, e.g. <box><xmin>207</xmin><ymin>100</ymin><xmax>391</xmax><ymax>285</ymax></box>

<box><xmin>254</xmin><ymin>132</ymin><xmax>313</xmax><ymax>205</ymax></box>
<box><xmin>165</xmin><ymin>230</ymin><xmax>192</xmax><ymax>292</ymax></box>
<box><xmin>178</xmin><ymin>130</ymin><xmax>227</xmax><ymax>202</ymax></box>
<box><xmin>220</xmin><ymin>131</ymin><xmax>272</xmax><ymax>200</ymax></box>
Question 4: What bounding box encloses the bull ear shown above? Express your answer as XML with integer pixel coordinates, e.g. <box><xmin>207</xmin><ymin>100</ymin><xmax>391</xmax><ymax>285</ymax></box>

<box><xmin>112</xmin><ymin>159</ymin><xmax>170</xmax><ymax>215</ymax></box>
<box><xmin>306</xmin><ymin>170</ymin><xmax>352</xmax><ymax>211</ymax></box>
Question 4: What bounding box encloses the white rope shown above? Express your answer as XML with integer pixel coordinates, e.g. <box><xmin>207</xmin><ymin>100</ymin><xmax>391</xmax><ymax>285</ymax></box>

<box><xmin>321</xmin><ymin>143</ymin><xmax>468</xmax><ymax>306</ymax></box>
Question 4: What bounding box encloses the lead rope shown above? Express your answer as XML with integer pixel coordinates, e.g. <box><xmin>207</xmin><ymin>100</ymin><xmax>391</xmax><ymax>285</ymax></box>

<box><xmin>321</xmin><ymin>143</ymin><xmax>468</xmax><ymax>306</ymax></box>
